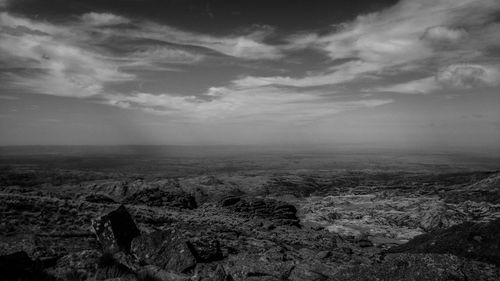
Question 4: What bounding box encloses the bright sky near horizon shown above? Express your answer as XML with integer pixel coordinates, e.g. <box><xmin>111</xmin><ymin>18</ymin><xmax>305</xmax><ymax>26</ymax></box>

<box><xmin>0</xmin><ymin>0</ymin><xmax>499</xmax><ymax>150</ymax></box>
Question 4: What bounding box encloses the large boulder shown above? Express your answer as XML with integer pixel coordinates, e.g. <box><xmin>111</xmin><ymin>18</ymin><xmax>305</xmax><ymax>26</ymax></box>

<box><xmin>131</xmin><ymin>229</ymin><xmax>225</xmax><ymax>274</ymax></box>
<box><xmin>388</xmin><ymin>218</ymin><xmax>500</xmax><ymax>265</ymax></box>
<box><xmin>91</xmin><ymin>205</ymin><xmax>140</xmax><ymax>254</ymax></box>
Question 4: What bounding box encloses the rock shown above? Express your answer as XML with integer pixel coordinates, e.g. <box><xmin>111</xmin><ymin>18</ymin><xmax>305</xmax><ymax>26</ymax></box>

<box><xmin>288</xmin><ymin>263</ymin><xmax>330</xmax><ymax>281</ymax></box>
<box><xmin>0</xmin><ymin>251</ymin><xmax>53</xmax><ymax>281</ymax></box>
<box><xmin>124</xmin><ymin>188</ymin><xmax>197</xmax><ymax>209</ymax></box>
<box><xmin>138</xmin><ymin>265</ymin><xmax>189</xmax><ymax>281</ymax></box>
<box><xmin>388</xmin><ymin>218</ymin><xmax>500</xmax><ymax>265</ymax></box>
<box><xmin>85</xmin><ymin>193</ymin><xmax>117</xmax><ymax>204</ymax></box>
<box><xmin>225</xmin><ymin>197</ymin><xmax>300</xmax><ymax>226</ymax></box>
<box><xmin>224</xmin><ymin>250</ymin><xmax>295</xmax><ymax>281</ymax></box>
<box><xmin>91</xmin><ymin>205</ymin><xmax>140</xmax><ymax>254</ymax></box>
<box><xmin>332</xmin><ymin>253</ymin><xmax>500</xmax><ymax>281</ymax></box>
<box><xmin>193</xmin><ymin>263</ymin><xmax>233</xmax><ymax>281</ymax></box>
<box><xmin>0</xmin><ymin>234</ymin><xmax>37</xmax><ymax>258</ymax></box>
<box><xmin>199</xmin><ymin>176</ymin><xmax>224</xmax><ymax>186</ymax></box>
<box><xmin>49</xmin><ymin>250</ymin><xmax>100</xmax><ymax>280</ymax></box>
<box><xmin>316</xmin><ymin>251</ymin><xmax>331</xmax><ymax>259</ymax></box>
<box><xmin>131</xmin><ymin>230</ymin><xmax>197</xmax><ymax>274</ymax></box>
<box><xmin>189</xmin><ymin>236</ymin><xmax>224</xmax><ymax>262</ymax></box>
<box><xmin>95</xmin><ymin>252</ymin><xmax>137</xmax><ymax>280</ymax></box>
<box><xmin>357</xmin><ymin>239</ymin><xmax>373</xmax><ymax>248</ymax></box>
<box><xmin>219</xmin><ymin>196</ymin><xmax>241</xmax><ymax>207</ymax></box>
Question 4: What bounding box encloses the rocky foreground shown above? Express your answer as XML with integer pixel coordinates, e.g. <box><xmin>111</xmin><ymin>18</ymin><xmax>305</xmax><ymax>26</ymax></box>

<box><xmin>1</xmin><ymin>171</ymin><xmax>500</xmax><ymax>281</ymax></box>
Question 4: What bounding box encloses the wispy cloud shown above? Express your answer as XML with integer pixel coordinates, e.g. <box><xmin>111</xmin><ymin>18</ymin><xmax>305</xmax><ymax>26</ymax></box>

<box><xmin>104</xmin><ymin>86</ymin><xmax>393</xmax><ymax>122</ymax></box>
<box><xmin>240</xmin><ymin>0</ymin><xmax>500</xmax><ymax>93</ymax></box>
<box><xmin>0</xmin><ymin>13</ymin><xmax>134</xmax><ymax>97</ymax></box>
<box><xmin>80</xmin><ymin>12</ymin><xmax>130</xmax><ymax>26</ymax></box>
<box><xmin>368</xmin><ymin>64</ymin><xmax>500</xmax><ymax>94</ymax></box>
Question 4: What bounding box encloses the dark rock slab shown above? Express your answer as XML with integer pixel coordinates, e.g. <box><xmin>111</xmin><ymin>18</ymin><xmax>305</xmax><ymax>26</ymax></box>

<box><xmin>91</xmin><ymin>205</ymin><xmax>140</xmax><ymax>254</ymax></box>
<box><xmin>387</xmin><ymin>218</ymin><xmax>500</xmax><ymax>265</ymax></box>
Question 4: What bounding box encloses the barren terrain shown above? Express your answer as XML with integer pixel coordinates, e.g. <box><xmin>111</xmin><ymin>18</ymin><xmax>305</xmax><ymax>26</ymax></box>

<box><xmin>1</xmin><ymin>146</ymin><xmax>499</xmax><ymax>281</ymax></box>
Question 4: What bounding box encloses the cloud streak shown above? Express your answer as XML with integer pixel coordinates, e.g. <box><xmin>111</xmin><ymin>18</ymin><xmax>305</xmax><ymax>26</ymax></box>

<box><xmin>239</xmin><ymin>0</ymin><xmax>500</xmax><ymax>93</ymax></box>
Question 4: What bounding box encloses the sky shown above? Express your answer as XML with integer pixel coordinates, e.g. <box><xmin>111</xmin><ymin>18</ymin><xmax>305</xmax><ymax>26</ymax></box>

<box><xmin>0</xmin><ymin>0</ymin><xmax>499</xmax><ymax>150</ymax></box>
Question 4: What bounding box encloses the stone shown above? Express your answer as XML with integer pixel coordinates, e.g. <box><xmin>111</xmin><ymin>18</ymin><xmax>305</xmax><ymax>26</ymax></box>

<box><xmin>0</xmin><ymin>251</ymin><xmax>53</xmax><ymax>281</ymax></box>
<box><xmin>49</xmin><ymin>250</ymin><xmax>100</xmax><ymax>280</ymax></box>
<box><xmin>138</xmin><ymin>265</ymin><xmax>190</xmax><ymax>281</ymax></box>
<box><xmin>131</xmin><ymin>230</ymin><xmax>197</xmax><ymax>274</ymax></box>
<box><xmin>224</xmin><ymin>197</ymin><xmax>300</xmax><ymax>226</ymax></box>
<box><xmin>332</xmin><ymin>253</ymin><xmax>500</xmax><ymax>281</ymax></box>
<box><xmin>357</xmin><ymin>239</ymin><xmax>373</xmax><ymax>248</ymax></box>
<box><xmin>193</xmin><ymin>263</ymin><xmax>234</xmax><ymax>281</ymax></box>
<box><xmin>189</xmin><ymin>236</ymin><xmax>224</xmax><ymax>262</ymax></box>
<box><xmin>85</xmin><ymin>193</ymin><xmax>117</xmax><ymax>204</ymax></box>
<box><xmin>91</xmin><ymin>205</ymin><xmax>140</xmax><ymax>254</ymax></box>
<box><xmin>316</xmin><ymin>250</ymin><xmax>331</xmax><ymax>259</ymax></box>
<box><xmin>388</xmin><ymin>218</ymin><xmax>500</xmax><ymax>265</ymax></box>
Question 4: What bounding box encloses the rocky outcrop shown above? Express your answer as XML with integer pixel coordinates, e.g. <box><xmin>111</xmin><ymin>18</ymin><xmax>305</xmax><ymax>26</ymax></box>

<box><xmin>0</xmin><ymin>251</ymin><xmax>54</xmax><ymax>281</ymax></box>
<box><xmin>222</xmin><ymin>197</ymin><xmax>300</xmax><ymax>226</ymax></box>
<box><xmin>444</xmin><ymin>173</ymin><xmax>500</xmax><ymax>204</ymax></box>
<box><xmin>85</xmin><ymin>193</ymin><xmax>117</xmax><ymax>204</ymax></box>
<box><xmin>91</xmin><ymin>205</ymin><xmax>140</xmax><ymax>254</ymax></box>
<box><xmin>388</xmin><ymin>218</ymin><xmax>500</xmax><ymax>265</ymax></box>
<box><xmin>131</xmin><ymin>230</ymin><xmax>197</xmax><ymax>274</ymax></box>
<box><xmin>332</xmin><ymin>253</ymin><xmax>500</xmax><ymax>281</ymax></box>
<box><xmin>124</xmin><ymin>188</ymin><xmax>197</xmax><ymax>209</ymax></box>
<box><xmin>131</xmin><ymin>229</ymin><xmax>224</xmax><ymax>274</ymax></box>
<box><xmin>48</xmin><ymin>250</ymin><xmax>100</xmax><ymax>280</ymax></box>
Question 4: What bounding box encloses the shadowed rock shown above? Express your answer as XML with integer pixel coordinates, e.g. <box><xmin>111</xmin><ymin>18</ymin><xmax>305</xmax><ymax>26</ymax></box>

<box><xmin>332</xmin><ymin>253</ymin><xmax>500</xmax><ymax>281</ymax></box>
<box><xmin>388</xmin><ymin>218</ymin><xmax>500</xmax><ymax>265</ymax></box>
<box><xmin>91</xmin><ymin>205</ymin><xmax>140</xmax><ymax>254</ymax></box>
<box><xmin>131</xmin><ymin>230</ymin><xmax>197</xmax><ymax>274</ymax></box>
<box><xmin>0</xmin><ymin>251</ymin><xmax>53</xmax><ymax>281</ymax></box>
<box><xmin>223</xmin><ymin>197</ymin><xmax>300</xmax><ymax>226</ymax></box>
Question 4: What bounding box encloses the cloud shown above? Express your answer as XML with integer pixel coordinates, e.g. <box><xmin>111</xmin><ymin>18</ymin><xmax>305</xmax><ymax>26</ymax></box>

<box><xmin>104</xmin><ymin>86</ymin><xmax>393</xmax><ymax>122</ymax></box>
<box><xmin>81</xmin><ymin>12</ymin><xmax>130</xmax><ymax>26</ymax></box>
<box><xmin>261</xmin><ymin>0</ymin><xmax>500</xmax><ymax>90</ymax></box>
<box><xmin>232</xmin><ymin>60</ymin><xmax>381</xmax><ymax>88</ymax></box>
<box><xmin>129</xmin><ymin>46</ymin><xmax>204</xmax><ymax>65</ymax></box>
<box><xmin>115</xmin><ymin>22</ymin><xmax>283</xmax><ymax>60</ymax></box>
<box><xmin>422</xmin><ymin>26</ymin><xmax>466</xmax><ymax>44</ymax></box>
<box><xmin>0</xmin><ymin>12</ymin><xmax>133</xmax><ymax>97</ymax></box>
<box><xmin>0</xmin><ymin>0</ymin><xmax>9</xmax><ymax>9</ymax></box>
<box><xmin>370</xmin><ymin>77</ymin><xmax>440</xmax><ymax>94</ymax></box>
<box><xmin>368</xmin><ymin>64</ymin><xmax>500</xmax><ymax>94</ymax></box>
<box><xmin>437</xmin><ymin>64</ymin><xmax>500</xmax><ymax>88</ymax></box>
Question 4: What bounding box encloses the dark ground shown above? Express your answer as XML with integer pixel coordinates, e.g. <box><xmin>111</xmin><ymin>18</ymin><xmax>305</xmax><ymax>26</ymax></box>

<box><xmin>1</xmin><ymin>146</ymin><xmax>499</xmax><ymax>281</ymax></box>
